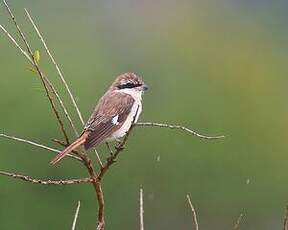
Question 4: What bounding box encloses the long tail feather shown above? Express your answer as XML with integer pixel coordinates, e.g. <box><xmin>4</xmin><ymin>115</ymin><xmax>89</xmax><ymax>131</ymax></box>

<box><xmin>50</xmin><ymin>132</ymin><xmax>88</xmax><ymax>165</ymax></box>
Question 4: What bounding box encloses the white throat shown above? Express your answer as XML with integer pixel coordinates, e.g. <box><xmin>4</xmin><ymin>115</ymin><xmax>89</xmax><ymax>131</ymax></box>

<box><xmin>117</xmin><ymin>88</ymin><xmax>143</xmax><ymax>102</ymax></box>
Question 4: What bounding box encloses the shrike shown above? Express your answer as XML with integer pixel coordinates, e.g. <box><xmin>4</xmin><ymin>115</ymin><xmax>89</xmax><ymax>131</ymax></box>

<box><xmin>50</xmin><ymin>72</ymin><xmax>148</xmax><ymax>164</ymax></box>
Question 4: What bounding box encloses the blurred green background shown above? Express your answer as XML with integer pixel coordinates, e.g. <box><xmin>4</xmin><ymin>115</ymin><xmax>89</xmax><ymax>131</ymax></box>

<box><xmin>1</xmin><ymin>0</ymin><xmax>288</xmax><ymax>229</ymax></box>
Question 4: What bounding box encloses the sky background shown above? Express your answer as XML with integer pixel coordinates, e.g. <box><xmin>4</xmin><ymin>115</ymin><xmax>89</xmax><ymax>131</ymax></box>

<box><xmin>1</xmin><ymin>0</ymin><xmax>288</xmax><ymax>229</ymax></box>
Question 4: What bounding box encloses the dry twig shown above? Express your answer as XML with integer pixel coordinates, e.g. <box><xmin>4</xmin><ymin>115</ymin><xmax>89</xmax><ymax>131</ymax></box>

<box><xmin>187</xmin><ymin>194</ymin><xmax>199</xmax><ymax>230</ymax></box>
<box><xmin>71</xmin><ymin>201</ymin><xmax>81</xmax><ymax>230</ymax></box>
<box><xmin>0</xmin><ymin>171</ymin><xmax>91</xmax><ymax>185</ymax></box>
<box><xmin>135</xmin><ymin>122</ymin><xmax>224</xmax><ymax>140</ymax></box>
<box><xmin>0</xmin><ymin>24</ymin><xmax>32</xmax><ymax>62</ymax></box>
<box><xmin>140</xmin><ymin>188</ymin><xmax>144</xmax><ymax>230</ymax></box>
<box><xmin>0</xmin><ymin>133</ymin><xmax>81</xmax><ymax>161</ymax></box>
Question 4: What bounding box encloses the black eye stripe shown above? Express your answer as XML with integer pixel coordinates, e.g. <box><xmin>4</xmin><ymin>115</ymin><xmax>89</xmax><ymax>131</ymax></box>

<box><xmin>118</xmin><ymin>83</ymin><xmax>142</xmax><ymax>89</ymax></box>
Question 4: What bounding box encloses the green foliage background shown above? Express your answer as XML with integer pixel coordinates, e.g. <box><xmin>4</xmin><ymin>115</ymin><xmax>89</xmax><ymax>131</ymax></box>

<box><xmin>0</xmin><ymin>0</ymin><xmax>288</xmax><ymax>229</ymax></box>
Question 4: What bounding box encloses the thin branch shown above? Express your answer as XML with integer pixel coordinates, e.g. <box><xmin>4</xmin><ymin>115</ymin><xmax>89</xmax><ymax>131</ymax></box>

<box><xmin>24</xmin><ymin>8</ymin><xmax>80</xmax><ymax>136</ymax></box>
<box><xmin>284</xmin><ymin>205</ymin><xmax>288</xmax><ymax>230</ymax></box>
<box><xmin>140</xmin><ymin>188</ymin><xmax>144</xmax><ymax>230</ymax></box>
<box><xmin>94</xmin><ymin>149</ymin><xmax>103</xmax><ymax>168</ymax></box>
<box><xmin>3</xmin><ymin>0</ymin><xmax>70</xmax><ymax>144</ymax></box>
<box><xmin>135</xmin><ymin>122</ymin><xmax>225</xmax><ymax>140</ymax></box>
<box><xmin>44</xmin><ymin>75</ymin><xmax>79</xmax><ymax>136</ymax></box>
<box><xmin>71</xmin><ymin>201</ymin><xmax>81</xmax><ymax>230</ymax></box>
<box><xmin>0</xmin><ymin>133</ymin><xmax>81</xmax><ymax>161</ymax></box>
<box><xmin>186</xmin><ymin>194</ymin><xmax>199</xmax><ymax>230</ymax></box>
<box><xmin>234</xmin><ymin>213</ymin><xmax>244</xmax><ymax>230</ymax></box>
<box><xmin>0</xmin><ymin>24</ymin><xmax>32</xmax><ymax>63</ymax></box>
<box><xmin>24</xmin><ymin>8</ymin><xmax>85</xmax><ymax>126</ymax></box>
<box><xmin>3</xmin><ymin>0</ymin><xmax>32</xmax><ymax>52</ymax></box>
<box><xmin>78</xmin><ymin>152</ymin><xmax>104</xmax><ymax>229</ymax></box>
<box><xmin>0</xmin><ymin>171</ymin><xmax>91</xmax><ymax>185</ymax></box>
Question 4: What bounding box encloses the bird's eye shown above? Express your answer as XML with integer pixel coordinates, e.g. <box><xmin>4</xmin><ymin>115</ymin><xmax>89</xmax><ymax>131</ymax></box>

<box><xmin>118</xmin><ymin>82</ymin><xmax>142</xmax><ymax>89</ymax></box>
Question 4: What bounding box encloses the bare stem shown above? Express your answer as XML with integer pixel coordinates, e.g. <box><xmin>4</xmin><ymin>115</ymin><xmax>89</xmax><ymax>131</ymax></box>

<box><xmin>187</xmin><ymin>195</ymin><xmax>199</xmax><ymax>230</ymax></box>
<box><xmin>0</xmin><ymin>24</ymin><xmax>32</xmax><ymax>63</ymax></box>
<box><xmin>135</xmin><ymin>122</ymin><xmax>224</xmax><ymax>140</ymax></box>
<box><xmin>0</xmin><ymin>171</ymin><xmax>91</xmax><ymax>185</ymax></box>
<box><xmin>140</xmin><ymin>188</ymin><xmax>144</xmax><ymax>230</ymax></box>
<box><xmin>79</xmin><ymin>152</ymin><xmax>105</xmax><ymax>229</ymax></box>
<box><xmin>94</xmin><ymin>149</ymin><xmax>104</xmax><ymax>168</ymax></box>
<box><xmin>71</xmin><ymin>201</ymin><xmax>81</xmax><ymax>230</ymax></box>
<box><xmin>0</xmin><ymin>133</ymin><xmax>81</xmax><ymax>161</ymax></box>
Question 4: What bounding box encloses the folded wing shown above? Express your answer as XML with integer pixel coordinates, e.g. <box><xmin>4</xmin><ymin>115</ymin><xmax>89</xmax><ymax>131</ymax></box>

<box><xmin>84</xmin><ymin>91</ymin><xmax>135</xmax><ymax>150</ymax></box>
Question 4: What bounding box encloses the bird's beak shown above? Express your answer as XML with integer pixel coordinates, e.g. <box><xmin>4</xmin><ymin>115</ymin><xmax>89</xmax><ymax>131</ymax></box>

<box><xmin>142</xmin><ymin>84</ymin><xmax>149</xmax><ymax>91</ymax></box>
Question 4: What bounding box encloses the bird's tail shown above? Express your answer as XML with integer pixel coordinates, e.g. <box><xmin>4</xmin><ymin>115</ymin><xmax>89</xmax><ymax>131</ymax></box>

<box><xmin>50</xmin><ymin>132</ymin><xmax>89</xmax><ymax>165</ymax></box>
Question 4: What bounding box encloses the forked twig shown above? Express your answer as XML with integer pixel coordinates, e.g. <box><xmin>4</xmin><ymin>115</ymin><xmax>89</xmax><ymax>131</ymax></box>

<box><xmin>72</xmin><ymin>201</ymin><xmax>81</xmax><ymax>230</ymax></box>
<box><xmin>0</xmin><ymin>171</ymin><xmax>91</xmax><ymax>185</ymax></box>
<box><xmin>187</xmin><ymin>194</ymin><xmax>199</xmax><ymax>230</ymax></box>
<box><xmin>135</xmin><ymin>122</ymin><xmax>224</xmax><ymax>140</ymax></box>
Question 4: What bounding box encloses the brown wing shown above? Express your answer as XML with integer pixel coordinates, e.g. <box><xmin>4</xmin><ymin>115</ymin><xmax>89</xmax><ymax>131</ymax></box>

<box><xmin>84</xmin><ymin>91</ymin><xmax>135</xmax><ymax>150</ymax></box>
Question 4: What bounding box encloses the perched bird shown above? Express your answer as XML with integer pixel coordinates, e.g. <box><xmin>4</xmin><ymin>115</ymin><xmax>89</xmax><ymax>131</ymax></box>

<box><xmin>50</xmin><ymin>72</ymin><xmax>148</xmax><ymax>164</ymax></box>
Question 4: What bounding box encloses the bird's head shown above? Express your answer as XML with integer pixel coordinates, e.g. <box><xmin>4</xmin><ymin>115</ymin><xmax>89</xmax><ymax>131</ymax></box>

<box><xmin>111</xmin><ymin>73</ymin><xmax>148</xmax><ymax>94</ymax></box>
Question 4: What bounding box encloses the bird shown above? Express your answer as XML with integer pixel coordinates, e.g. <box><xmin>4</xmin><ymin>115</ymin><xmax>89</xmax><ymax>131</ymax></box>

<box><xmin>50</xmin><ymin>72</ymin><xmax>148</xmax><ymax>165</ymax></box>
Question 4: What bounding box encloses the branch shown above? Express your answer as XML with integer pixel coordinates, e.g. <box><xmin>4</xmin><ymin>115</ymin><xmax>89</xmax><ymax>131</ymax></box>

<box><xmin>0</xmin><ymin>171</ymin><xmax>91</xmax><ymax>185</ymax></box>
<box><xmin>0</xmin><ymin>24</ymin><xmax>32</xmax><ymax>62</ymax></box>
<box><xmin>135</xmin><ymin>122</ymin><xmax>224</xmax><ymax>140</ymax></box>
<box><xmin>71</xmin><ymin>201</ymin><xmax>81</xmax><ymax>230</ymax></box>
<box><xmin>140</xmin><ymin>188</ymin><xmax>144</xmax><ymax>230</ymax></box>
<box><xmin>187</xmin><ymin>195</ymin><xmax>199</xmax><ymax>230</ymax></box>
<box><xmin>94</xmin><ymin>149</ymin><xmax>104</xmax><ymax>168</ymax></box>
<box><xmin>0</xmin><ymin>133</ymin><xmax>82</xmax><ymax>161</ymax></box>
<box><xmin>78</xmin><ymin>152</ymin><xmax>104</xmax><ymax>229</ymax></box>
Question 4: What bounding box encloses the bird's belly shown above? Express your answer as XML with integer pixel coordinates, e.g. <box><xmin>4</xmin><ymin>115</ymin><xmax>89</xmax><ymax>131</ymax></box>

<box><xmin>106</xmin><ymin>101</ymin><xmax>142</xmax><ymax>142</ymax></box>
